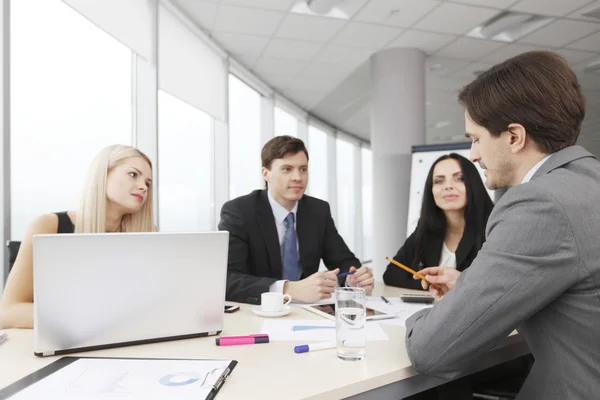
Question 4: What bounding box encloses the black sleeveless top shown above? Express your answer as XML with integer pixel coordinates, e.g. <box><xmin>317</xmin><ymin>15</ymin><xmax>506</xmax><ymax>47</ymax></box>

<box><xmin>55</xmin><ymin>212</ymin><xmax>75</xmax><ymax>234</ymax></box>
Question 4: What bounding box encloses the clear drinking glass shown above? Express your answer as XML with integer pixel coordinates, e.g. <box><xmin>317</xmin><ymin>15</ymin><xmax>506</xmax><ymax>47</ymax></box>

<box><xmin>335</xmin><ymin>287</ymin><xmax>366</xmax><ymax>361</ymax></box>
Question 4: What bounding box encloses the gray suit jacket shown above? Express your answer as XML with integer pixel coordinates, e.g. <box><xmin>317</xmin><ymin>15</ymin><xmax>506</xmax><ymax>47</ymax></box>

<box><xmin>405</xmin><ymin>145</ymin><xmax>600</xmax><ymax>399</ymax></box>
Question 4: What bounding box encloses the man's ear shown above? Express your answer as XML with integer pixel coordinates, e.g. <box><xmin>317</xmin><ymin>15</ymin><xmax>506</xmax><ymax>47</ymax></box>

<box><xmin>507</xmin><ymin>123</ymin><xmax>527</xmax><ymax>154</ymax></box>
<box><xmin>261</xmin><ymin>166</ymin><xmax>270</xmax><ymax>184</ymax></box>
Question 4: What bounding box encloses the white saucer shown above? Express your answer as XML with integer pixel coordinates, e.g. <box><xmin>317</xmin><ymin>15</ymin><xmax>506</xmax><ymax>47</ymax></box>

<box><xmin>251</xmin><ymin>305</ymin><xmax>292</xmax><ymax>318</ymax></box>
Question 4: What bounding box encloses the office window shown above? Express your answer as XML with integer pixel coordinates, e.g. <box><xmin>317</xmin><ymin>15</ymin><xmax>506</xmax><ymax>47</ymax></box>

<box><xmin>229</xmin><ymin>74</ymin><xmax>262</xmax><ymax>199</ymax></box>
<box><xmin>10</xmin><ymin>0</ymin><xmax>132</xmax><ymax>240</ymax></box>
<box><xmin>361</xmin><ymin>148</ymin><xmax>373</xmax><ymax>261</ymax></box>
<box><xmin>307</xmin><ymin>126</ymin><xmax>329</xmax><ymax>201</ymax></box>
<box><xmin>274</xmin><ymin>106</ymin><xmax>298</xmax><ymax>137</ymax></box>
<box><xmin>336</xmin><ymin>138</ymin><xmax>356</xmax><ymax>251</ymax></box>
<box><xmin>158</xmin><ymin>91</ymin><xmax>213</xmax><ymax>232</ymax></box>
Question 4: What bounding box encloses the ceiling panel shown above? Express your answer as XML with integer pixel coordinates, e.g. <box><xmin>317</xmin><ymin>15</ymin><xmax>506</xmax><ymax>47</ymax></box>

<box><xmin>254</xmin><ymin>56</ymin><xmax>308</xmax><ymax>76</ymax></box>
<box><xmin>568</xmin><ymin>0</ymin><xmax>600</xmax><ymax>22</ymax></box>
<box><xmin>213</xmin><ymin>5</ymin><xmax>285</xmax><ymax>36</ymax></box>
<box><xmin>175</xmin><ymin>0</ymin><xmax>219</xmax><ymax>31</ymax></box>
<box><xmin>262</xmin><ymin>38</ymin><xmax>324</xmax><ymax>60</ymax></box>
<box><xmin>221</xmin><ymin>0</ymin><xmax>295</xmax><ymax>11</ymax></box>
<box><xmin>445</xmin><ymin>0</ymin><xmax>519</xmax><ymax>8</ymax></box>
<box><xmin>520</xmin><ymin>20</ymin><xmax>600</xmax><ymax>47</ymax></box>
<box><xmin>555</xmin><ymin>48</ymin><xmax>599</xmax><ymax>65</ymax></box>
<box><xmin>387</xmin><ymin>30</ymin><xmax>458</xmax><ymax>54</ymax></box>
<box><xmin>284</xmin><ymin>76</ymin><xmax>342</xmax><ymax>92</ymax></box>
<box><xmin>481</xmin><ymin>43</ymin><xmax>541</xmax><ymax>63</ymax></box>
<box><xmin>510</xmin><ymin>0</ymin><xmax>595</xmax><ymax>17</ymax></box>
<box><xmin>446</xmin><ymin>61</ymin><xmax>495</xmax><ymax>78</ymax></box>
<box><xmin>282</xmin><ymin>88</ymin><xmax>329</xmax><ymax>109</ymax></box>
<box><xmin>259</xmin><ymin>74</ymin><xmax>293</xmax><ymax>88</ymax></box>
<box><xmin>436</xmin><ymin>37</ymin><xmax>506</xmax><ymax>59</ymax></box>
<box><xmin>427</xmin><ymin>75</ymin><xmax>472</xmax><ymax>91</ymax></box>
<box><xmin>413</xmin><ymin>2</ymin><xmax>499</xmax><ymax>34</ymax></box>
<box><xmin>231</xmin><ymin>53</ymin><xmax>260</xmax><ymax>69</ymax></box>
<box><xmin>275</xmin><ymin>14</ymin><xmax>347</xmax><ymax>43</ymax></box>
<box><xmin>330</xmin><ymin>22</ymin><xmax>403</xmax><ymax>49</ymax></box>
<box><xmin>300</xmin><ymin>60</ymin><xmax>360</xmax><ymax>79</ymax></box>
<box><xmin>568</xmin><ymin>31</ymin><xmax>600</xmax><ymax>51</ymax></box>
<box><xmin>312</xmin><ymin>44</ymin><xmax>374</xmax><ymax>66</ymax></box>
<box><xmin>353</xmin><ymin>0</ymin><xmax>440</xmax><ymax>28</ymax></box>
<box><xmin>426</xmin><ymin>57</ymin><xmax>470</xmax><ymax>75</ymax></box>
<box><xmin>212</xmin><ymin>32</ymin><xmax>270</xmax><ymax>55</ymax></box>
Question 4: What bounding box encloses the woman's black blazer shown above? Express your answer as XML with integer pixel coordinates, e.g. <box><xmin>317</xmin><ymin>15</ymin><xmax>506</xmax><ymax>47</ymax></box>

<box><xmin>383</xmin><ymin>229</ymin><xmax>479</xmax><ymax>289</ymax></box>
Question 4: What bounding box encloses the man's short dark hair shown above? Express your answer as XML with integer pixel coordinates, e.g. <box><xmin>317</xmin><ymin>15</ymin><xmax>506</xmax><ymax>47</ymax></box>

<box><xmin>261</xmin><ymin>135</ymin><xmax>309</xmax><ymax>169</ymax></box>
<box><xmin>458</xmin><ymin>51</ymin><xmax>586</xmax><ymax>154</ymax></box>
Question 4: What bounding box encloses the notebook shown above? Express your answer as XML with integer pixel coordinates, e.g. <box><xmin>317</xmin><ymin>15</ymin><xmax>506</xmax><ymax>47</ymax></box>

<box><xmin>0</xmin><ymin>357</ymin><xmax>238</xmax><ymax>400</ymax></box>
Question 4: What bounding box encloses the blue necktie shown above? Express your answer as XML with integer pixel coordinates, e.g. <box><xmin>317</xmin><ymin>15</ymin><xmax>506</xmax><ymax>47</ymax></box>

<box><xmin>282</xmin><ymin>213</ymin><xmax>300</xmax><ymax>281</ymax></box>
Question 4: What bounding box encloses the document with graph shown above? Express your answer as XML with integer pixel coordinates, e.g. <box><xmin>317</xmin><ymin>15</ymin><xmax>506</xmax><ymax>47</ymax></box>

<box><xmin>0</xmin><ymin>357</ymin><xmax>238</xmax><ymax>400</ymax></box>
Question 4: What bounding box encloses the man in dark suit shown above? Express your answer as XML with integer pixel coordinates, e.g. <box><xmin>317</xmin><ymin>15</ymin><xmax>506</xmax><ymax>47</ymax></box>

<box><xmin>219</xmin><ymin>136</ymin><xmax>374</xmax><ymax>304</ymax></box>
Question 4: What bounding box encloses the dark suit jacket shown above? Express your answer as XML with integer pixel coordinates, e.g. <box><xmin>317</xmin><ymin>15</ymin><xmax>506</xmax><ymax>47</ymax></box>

<box><xmin>218</xmin><ymin>190</ymin><xmax>360</xmax><ymax>304</ymax></box>
<box><xmin>382</xmin><ymin>229</ymin><xmax>478</xmax><ymax>289</ymax></box>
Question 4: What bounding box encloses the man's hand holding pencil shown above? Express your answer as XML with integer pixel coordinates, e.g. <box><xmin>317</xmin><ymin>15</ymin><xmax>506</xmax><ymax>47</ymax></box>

<box><xmin>415</xmin><ymin>266</ymin><xmax>461</xmax><ymax>298</ymax></box>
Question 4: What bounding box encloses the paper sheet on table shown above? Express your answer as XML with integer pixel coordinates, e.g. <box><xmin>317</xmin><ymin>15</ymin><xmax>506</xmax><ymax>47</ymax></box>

<box><xmin>367</xmin><ymin>296</ymin><xmax>434</xmax><ymax>327</ymax></box>
<box><xmin>7</xmin><ymin>358</ymin><xmax>234</xmax><ymax>400</ymax></box>
<box><xmin>261</xmin><ymin>319</ymin><xmax>389</xmax><ymax>341</ymax></box>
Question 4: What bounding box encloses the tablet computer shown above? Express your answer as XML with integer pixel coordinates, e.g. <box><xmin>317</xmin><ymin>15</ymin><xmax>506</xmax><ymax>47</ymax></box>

<box><xmin>302</xmin><ymin>303</ymin><xmax>396</xmax><ymax>321</ymax></box>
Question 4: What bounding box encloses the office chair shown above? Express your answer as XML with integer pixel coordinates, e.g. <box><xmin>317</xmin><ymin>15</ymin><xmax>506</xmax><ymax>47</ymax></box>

<box><xmin>6</xmin><ymin>240</ymin><xmax>21</xmax><ymax>274</ymax></box>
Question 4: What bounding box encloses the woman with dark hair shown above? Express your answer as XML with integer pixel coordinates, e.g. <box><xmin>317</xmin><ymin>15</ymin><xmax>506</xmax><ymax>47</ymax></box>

<box><xmin>383</xmin><ymin>153</ymin><xmax>493</xmax><ymax>289</ymax></box>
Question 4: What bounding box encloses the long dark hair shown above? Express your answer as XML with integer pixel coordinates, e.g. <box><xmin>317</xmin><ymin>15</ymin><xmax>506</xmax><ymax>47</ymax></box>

<box><xmin>412</xmin><ymin>153</ymin><xmax>494</xmax><ymax>268</ymax></box>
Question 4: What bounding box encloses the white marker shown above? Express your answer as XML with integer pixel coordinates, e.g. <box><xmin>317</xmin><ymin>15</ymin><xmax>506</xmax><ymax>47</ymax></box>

<box><xmin>294</xmin><ymin>341</ymin><xmax>336</xmax><ymax>354</ymax></box>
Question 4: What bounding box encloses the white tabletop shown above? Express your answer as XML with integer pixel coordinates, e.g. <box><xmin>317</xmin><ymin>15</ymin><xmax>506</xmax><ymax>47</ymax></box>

<box><xmin>0</xmin><ymin>286</ymin><xmax>528</xmax><ymax>399</ymax></box>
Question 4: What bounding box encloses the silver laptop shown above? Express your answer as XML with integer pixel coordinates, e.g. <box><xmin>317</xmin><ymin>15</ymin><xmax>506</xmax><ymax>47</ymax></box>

<box><xmin>32</xmin><ymin>231</ymin><xmax>229</xmax><ymax>357</ymax></box>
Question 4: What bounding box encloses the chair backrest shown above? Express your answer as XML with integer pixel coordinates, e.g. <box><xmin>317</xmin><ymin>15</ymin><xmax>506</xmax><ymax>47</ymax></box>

<box><xmin>6</xmin><ymin>240</ymin><xmax>21</xmax><ymax>273</ymax></box>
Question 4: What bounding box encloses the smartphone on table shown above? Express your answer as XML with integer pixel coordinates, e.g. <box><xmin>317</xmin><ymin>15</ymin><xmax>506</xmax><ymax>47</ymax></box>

<box><xmin>224</xmin><ymin>305</ymin><xmax>240</xmax><ymax>313</ymax></box>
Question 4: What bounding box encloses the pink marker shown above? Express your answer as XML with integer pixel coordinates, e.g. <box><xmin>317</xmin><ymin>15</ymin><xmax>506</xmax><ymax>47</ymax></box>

<box><xmin>215</xmin><ymin>334</ymin><xmax>269</xmax><ymax>346</ymax></box>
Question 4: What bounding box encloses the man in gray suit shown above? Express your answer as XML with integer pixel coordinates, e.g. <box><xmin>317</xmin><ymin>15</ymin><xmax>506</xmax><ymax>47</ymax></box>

<box><xmin>405</xmin><ymin>51</ymin><xmax>600</xmax><ymax>399</ymax></box>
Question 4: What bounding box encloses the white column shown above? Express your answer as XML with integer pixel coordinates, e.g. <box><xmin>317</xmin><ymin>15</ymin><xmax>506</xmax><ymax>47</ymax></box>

<box><xmin>213</xmin><ymin>58</ymin><xmax>230</xmax><ymax>229</ymax></box>
<box><xmin>134</xmin><ymin>0</ymin><xmax>159</xmax><ymax>221</ymax></box>
<box><xmin>1</xmin><ymin>0</ymin><xmax>9</xmax><ymax>291</ymax></box>
<box><xmin>370</xmin><ymin>48</ymin><xmax>426</xmax><ymax>281</ymax></box>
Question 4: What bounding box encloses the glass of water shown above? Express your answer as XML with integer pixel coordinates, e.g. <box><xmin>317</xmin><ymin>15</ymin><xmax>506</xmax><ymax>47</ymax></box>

<box><xmin>335</xmin><ymin>286</ymin><xmax>366</xmax><ymax>361</ymax></box>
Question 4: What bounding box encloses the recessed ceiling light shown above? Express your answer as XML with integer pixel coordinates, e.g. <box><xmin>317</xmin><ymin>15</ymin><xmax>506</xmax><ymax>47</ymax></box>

<box><xmin>467</xmin><ymin>11</ymin><xmax>554</xmax><ymax>43</ymax></box>
<box><xmin>291</xmin><ymin>0</ymin><xmax>349</xmax><ymax>20</ymax></box>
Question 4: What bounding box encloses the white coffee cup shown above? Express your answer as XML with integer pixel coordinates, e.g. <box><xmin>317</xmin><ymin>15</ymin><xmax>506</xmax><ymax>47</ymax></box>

<box><xmin>261</xmin><ymin>292</ymin><xmax>292</xmax><ymax>313</ymax></box>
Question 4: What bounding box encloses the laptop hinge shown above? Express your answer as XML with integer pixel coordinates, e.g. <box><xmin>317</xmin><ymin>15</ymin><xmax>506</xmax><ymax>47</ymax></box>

<box><xmin>208</xmin><ymin>331</ymin><xmax>218</xmax><ymax>336</ymax></box>
<box><xmin>42</xmin><ymin>351</ymin><xmax>55</xmax><ymax>357</ymax></box>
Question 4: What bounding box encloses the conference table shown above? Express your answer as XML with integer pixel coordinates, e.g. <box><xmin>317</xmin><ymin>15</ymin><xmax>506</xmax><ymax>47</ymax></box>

<box><xmin>0</xmin><ymin>286</ymin><xmax>529</xmax><ymax>399</ymax></box>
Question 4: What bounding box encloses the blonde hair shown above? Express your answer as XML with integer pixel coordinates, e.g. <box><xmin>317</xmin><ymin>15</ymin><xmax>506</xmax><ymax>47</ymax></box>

<box><xmin>75</xmin><ymin>144</ymin><xmax>154</xmax><ymax>233</ymax></box>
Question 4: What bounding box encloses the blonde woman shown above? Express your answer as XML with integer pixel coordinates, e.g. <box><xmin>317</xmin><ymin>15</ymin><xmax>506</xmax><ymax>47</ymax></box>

<box><xmin>0</xmin><ymin>144</ymin><xmax>155</xmax><ymax>329</ymax></box>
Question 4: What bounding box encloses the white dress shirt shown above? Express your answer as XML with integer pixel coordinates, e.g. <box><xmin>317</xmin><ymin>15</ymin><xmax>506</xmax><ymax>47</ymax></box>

<box><xmin>267</xmin><ymin>191</ymin><xmax>298</xmax><ymax>293</ymax></box>
<box><xmin>521</xmin><ymin>155</ymin><xmax>552</xmax><ymax>184</ymax></box>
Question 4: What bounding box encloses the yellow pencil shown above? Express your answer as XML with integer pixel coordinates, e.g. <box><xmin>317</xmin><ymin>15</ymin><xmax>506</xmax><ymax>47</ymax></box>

<box><xmin>386</xmin><ymin>257</ymin><xmax>442</xmax><ymax>290</ymax></box>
